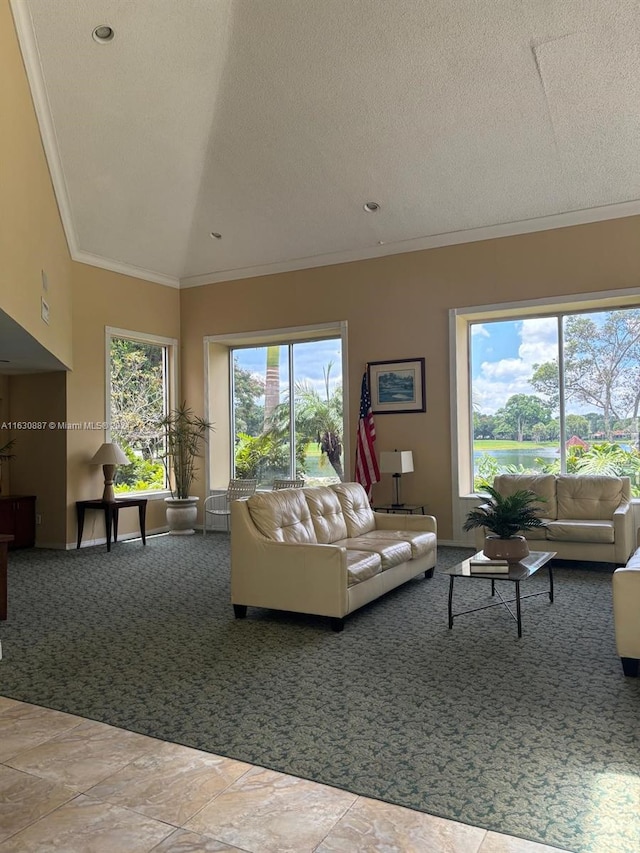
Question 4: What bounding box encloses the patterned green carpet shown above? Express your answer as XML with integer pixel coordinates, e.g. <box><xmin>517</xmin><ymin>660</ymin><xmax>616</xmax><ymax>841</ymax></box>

<box><xmin>1</xmin><ymin>535</ymin><xmax>639</xmax><ymax>852</ymax></box>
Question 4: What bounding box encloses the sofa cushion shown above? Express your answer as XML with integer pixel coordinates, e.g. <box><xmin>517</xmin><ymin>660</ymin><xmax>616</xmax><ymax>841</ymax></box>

<box><xmin>247</xmin><ymin>489</ymin><xmax>317</xmax><ymax>543</ymax></box>
<box><xmin>522</xmin><ymin>522</ymin><xmax>552</xmax><ymax>540</ymax></box>
<box><xmin>356</xmin><ymin>529</ymin><xmax>436</xmax><ymax>559</ymax></box>
<box><xmin>493</xmin><ymin>474</ymin><xmax>557</xmax><ymax>519</ymax></box>
<box><xmin>334</xmin><ymin>537</ymin><xmax>412</xmax><ymax>570</ymax></box>
<box><xmin>556</xmin><ymin>475</ymin><xmax>627</xmax><ymax>521</ymax></box>
<box><xmin>304</xmin><ymin>486</ymin><xmax>348</xmax><ymax>543</ymax></box>
<box><xmin>546</xmin><ymin>519</ymin><xmax>615</xmax><ymax>544</ymax></box>
<box><xmin>345</xmin><ymin>550</ymin><xmax>382</xmax><ymax>586</ymax></box>
<box><xmin>331</xmin><ymin>483</ymin><xmax>376</xmax><ymax>537</ymax></box>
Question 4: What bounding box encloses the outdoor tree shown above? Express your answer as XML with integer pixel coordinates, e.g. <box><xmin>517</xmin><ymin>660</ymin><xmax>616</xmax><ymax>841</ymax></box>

<box><xmin>494</xmin><ymin>394</ymin><xmax>552</xmax><ymax>442</ymax></box>
<box><xmin>233</xmin><ymin>360</ymin><xmax>265</xmax><ymax>436</ymax></box>
<box><xmin>109</xmin><ymin>337</ymin><xmax>166</xmax><ymax>490</ymax></box>
<box><xmin>531</xmin><ymin>310</ymin><xmax>640</xmax><ymax>438</ymax></box>
<box><xmin>294</xmin><ymin>363</ymin><xmax>344</xmax><ymax>480</ymax></box>
<box><xmin>264</xmin><ymin>345</ymin><xmax>281</xmax><ymax>429</ymax></box>
<box><xmin>565</xmin><ymin>413</ymin><xmax>590</xmax><ymax>439</ymax></box>
<box><xmin>473</xmin><ymin>412</ymin><xmax>497</xmax><ymax>439</ymax></box>
<box><xmin>110</xmin><ymin>339</ymin><xmax>165</xmax><ymax>453</ymax></box>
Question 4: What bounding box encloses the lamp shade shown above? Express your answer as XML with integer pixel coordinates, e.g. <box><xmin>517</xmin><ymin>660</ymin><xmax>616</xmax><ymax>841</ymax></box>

<box><xmin>90</xmin><ymin>442</ymin><xmax>129</xmax><ymax>466</ymax></box>
<box><xmin>379</xmin><ymin>450</ymin><xmax>414</xmax><ymax>474</ymax></box>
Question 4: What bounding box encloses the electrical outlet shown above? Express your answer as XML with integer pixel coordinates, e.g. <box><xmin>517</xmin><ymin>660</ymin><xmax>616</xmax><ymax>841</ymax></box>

<box><xmin>36</xmin><ymin>513</ymin><xmax>42</xmax><ymax>525</ymax></box>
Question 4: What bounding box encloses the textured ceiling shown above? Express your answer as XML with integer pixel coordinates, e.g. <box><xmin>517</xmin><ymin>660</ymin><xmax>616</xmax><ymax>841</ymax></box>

<box><xmin>11</xmin><ymin>0</ymin><xmax>640</xmax><ymax>288</ymax></box>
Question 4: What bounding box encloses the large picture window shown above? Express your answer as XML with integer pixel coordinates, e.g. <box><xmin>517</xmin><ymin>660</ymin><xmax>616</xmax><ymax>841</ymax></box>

<box><xmin>469</xmin><ymin>307</ymin><xmax>640</xmax><ymax>495</ymax></box>
<box><xmin>107</xmin><ymin>329</ymin><xmax>176</xmax><ymax>494</ymax></box>
<box><xmin>232</xmin><ymin>338</ymin><xmax>343</xmax><ymax>488</ymax></box>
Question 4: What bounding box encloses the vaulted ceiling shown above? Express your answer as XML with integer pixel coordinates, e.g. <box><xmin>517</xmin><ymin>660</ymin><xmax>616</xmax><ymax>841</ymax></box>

<box><xmin>12</xmin><ymin>0</ymin><xmax>640</xmax><ymax>289</ymax></box>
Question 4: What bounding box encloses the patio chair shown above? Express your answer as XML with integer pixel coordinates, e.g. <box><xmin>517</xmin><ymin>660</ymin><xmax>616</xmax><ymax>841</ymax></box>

<box><xmin>203</xmin><ymin>479</ymin><xmax>257</xmax><ymax>533</ymax></box>
<box><xmin>272</xmin><ymin>478</ymin><xmax>304</xmax><ymax>490</ymax></box>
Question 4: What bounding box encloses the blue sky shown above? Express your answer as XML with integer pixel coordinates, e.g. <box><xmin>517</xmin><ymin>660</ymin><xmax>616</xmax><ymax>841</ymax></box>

<box><xmin>234</xmin><ymin>339</ymin><xmax>342</xmax><ymax>396</ymax></box>
<box><xmin>471</xmin><ymin>317</ymin><xmax>558</xmax><ymax>413</ymax></box>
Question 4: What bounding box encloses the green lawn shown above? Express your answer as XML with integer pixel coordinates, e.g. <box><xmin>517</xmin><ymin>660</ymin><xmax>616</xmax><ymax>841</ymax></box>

<box><xmin>474</xmin><ymin>440</ymin><xmax>556</xmax><ymax>450</ymax></box>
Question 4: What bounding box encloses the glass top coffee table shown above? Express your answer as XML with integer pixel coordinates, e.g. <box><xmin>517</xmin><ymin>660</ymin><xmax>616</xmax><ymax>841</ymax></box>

<box><xmin>440</xmin><ymin>551</ymin><xmax>556</xmax><ymax>638</ymax></box>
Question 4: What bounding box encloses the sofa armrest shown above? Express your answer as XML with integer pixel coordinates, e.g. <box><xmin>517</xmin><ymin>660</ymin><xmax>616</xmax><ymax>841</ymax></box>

<box><xmin>613</xmin><ymin>564</ymin><xmax>640</xmax><ymax>658</ymax></box>
<box><xmin>231</xmin><ymin>499</ymin><xmax>348</xmax><ymax>616</ymax></box>
<box><xmin>373</xmin><ymin>512</ymin><xmax>437</xmax><ymax>535</ymax></box>
<box><xmin>613</xmin><ymin>502</ymin><xmax>634</xmax><ymax>563</ymax></box>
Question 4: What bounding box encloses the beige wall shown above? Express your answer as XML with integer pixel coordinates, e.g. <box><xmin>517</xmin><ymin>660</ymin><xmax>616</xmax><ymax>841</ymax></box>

<box><xmin>66</xmin><ymin>263</ymin><xmax>180</xmax><ymax>545</ymax></box>
<box><xmin>8</xmin><ymin>372</ymin><xmax>66</xmax><ymax>546</ymax></box>
<box><xmin>0</xmin><ymin>0</ymin><xmax>73</xmax><ymax>369</ymax></box>
<box><xmin>180</xmin><ymin>215</ymin><xmax>640</xmax><ymax>539</ymax></box>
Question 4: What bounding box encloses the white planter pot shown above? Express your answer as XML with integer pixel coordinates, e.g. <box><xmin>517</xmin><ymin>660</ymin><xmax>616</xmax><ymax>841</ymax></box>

<box><xmin>165</xmin><ymin>496</ymin><xmax>200</xmax><ymax>535</ymax></box>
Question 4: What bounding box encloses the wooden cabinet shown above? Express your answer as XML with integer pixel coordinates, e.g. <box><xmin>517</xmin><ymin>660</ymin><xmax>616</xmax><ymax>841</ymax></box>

<box><xmin>0</xmin><ymin>495</ymin><xmax>36</xmax><ymax>549</ymax></box>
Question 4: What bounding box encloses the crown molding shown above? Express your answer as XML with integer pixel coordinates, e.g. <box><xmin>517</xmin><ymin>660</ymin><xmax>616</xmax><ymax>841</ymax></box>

<box><xmin>73</xmin><ymin>251</ymin><xmax>180</xmax><ymax>288</ymax></box>
<box><xmin>11</xmin><ymin>0</ymin><xmax>81</xmax><ymax>258</ymax></box>
<box><xmin>179</xmin><ymin>199</ymin><xmax>640</xmax><ymax>288</ymax></box>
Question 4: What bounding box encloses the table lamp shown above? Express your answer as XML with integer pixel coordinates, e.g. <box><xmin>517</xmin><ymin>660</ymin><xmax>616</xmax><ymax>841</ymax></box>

<box><xmin>379</xmin><ymin>450</ymin><xmax>414</xmax><ymax>507</ymax></box>
<box><xmin>90</xmin><ymin>442</ymin><xmax>129</xmax><ymax>502</ymax></box>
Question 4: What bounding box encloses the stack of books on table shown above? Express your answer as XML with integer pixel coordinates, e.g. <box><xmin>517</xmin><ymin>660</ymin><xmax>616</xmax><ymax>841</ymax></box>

<box><xmin>468</xmin><ymin>552</ymin><xmax>511</xmax><ymax>573</ymax></box>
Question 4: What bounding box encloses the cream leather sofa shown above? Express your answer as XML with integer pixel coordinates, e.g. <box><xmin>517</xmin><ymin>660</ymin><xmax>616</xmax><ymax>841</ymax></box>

<box><xmin>473</xmin><ymin>474</ymin><xmax>634</xmax><ymax>564</ymax></box>
<box><xmin>613</xmin><ymin>531</ymin><xmax>640</xmax><ymax>676</ymax></box>
<box><xmin>230</xmin><ymin>482</ymin><xmax>437</xmax><ymax>631</ymax></box>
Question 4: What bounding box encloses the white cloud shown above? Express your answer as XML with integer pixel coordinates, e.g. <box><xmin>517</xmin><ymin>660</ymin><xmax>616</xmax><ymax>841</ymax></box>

<box><xmin>471</xmin><ymin>324</ymin><xmax>490</xmax><ymax>338</ymax></box>
<box><xmin>474</xmin><ymin>317</ymin><xmax>557</xmax><ymax>413</ymax></box>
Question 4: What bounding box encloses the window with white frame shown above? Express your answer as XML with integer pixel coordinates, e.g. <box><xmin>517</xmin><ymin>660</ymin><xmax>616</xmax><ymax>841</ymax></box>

<box><xmin>206</xmin><ymin>323</ymin><xmax>347</xmax><ymax>490</ymax></box>
<box><xmin>453</xmin><ymin>296</ymin><xmax>640</xmax><ymax>498</ymax></box>
<box><xmin>106</xmin><ymin>328</ymin><xmax>177</xmax><ymax>494</ymax></box>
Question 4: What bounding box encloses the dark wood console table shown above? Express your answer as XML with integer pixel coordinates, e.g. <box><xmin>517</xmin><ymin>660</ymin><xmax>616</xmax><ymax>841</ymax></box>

<box><xmin>76</xmin><ymin>498</ymin><xmax>147</xmax><ymax>552</ymax></box>
<box><xmin>0</xmin><ymin>495</ymin><xmax>36</xmax><ymax>548</ymax></box>
<box><xmin>0</xmin><ymin>533</ymin><xmax>14</xmax><ymax>620</ymax></box>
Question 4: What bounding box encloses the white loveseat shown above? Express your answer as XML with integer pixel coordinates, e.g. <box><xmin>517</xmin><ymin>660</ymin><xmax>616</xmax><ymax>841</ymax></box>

<box><xmin>473</xmin><ymin>474</ymin><xmax>634</xmax><ymax>564</ymax></box>
<box><xmin>230</xmin><ymin>482</ymin><xmax>437</xmax><ymax>631</ymax></box>
<box><xmin>613</xmin><ymin>530</ymin><xmax>640</xmax><ymax>676</ymax></box>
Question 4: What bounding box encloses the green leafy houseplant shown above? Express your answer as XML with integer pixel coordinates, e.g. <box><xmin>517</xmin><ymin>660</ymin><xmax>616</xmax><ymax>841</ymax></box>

<box><xmin>463</xmin><ymin>484</ymin><xmax>547</xmax><ymax>539</ymax></box>
<box><xmin>159</xmin><ymin>403</ymin><xmax>214</xmax><ymax>499</ymax></box>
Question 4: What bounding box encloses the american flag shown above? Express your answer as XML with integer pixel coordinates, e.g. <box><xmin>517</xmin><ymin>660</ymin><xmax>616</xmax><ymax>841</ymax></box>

<box><xmin>355</xmin><ymin>372</ymin><xmax>380</xmax><ymax>499</ymax></box>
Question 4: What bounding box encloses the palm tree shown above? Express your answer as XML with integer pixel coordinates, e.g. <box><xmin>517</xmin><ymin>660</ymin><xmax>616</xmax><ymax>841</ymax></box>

<box><xmin>294</xmin><ymin>363</ymin><xmax>344</xmax><ymax>480</ymax></box>
<box><xmin>264</xmin><ymin>345</ymin><xmax>281</xmax><ymax>429</ymax></box>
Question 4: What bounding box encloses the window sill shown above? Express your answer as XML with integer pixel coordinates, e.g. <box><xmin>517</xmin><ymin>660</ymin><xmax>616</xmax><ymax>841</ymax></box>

<box><xmin>114</xmin><ymin>490</ymin><xmax>171</xmax><ymax>502</ymax></box>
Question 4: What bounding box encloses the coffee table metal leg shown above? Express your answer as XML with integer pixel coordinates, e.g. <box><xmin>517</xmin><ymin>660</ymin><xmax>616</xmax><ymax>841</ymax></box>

<box><xmin>448</xmin><ymin>576</ymin><xmax>454</xmax><ymax>628</ymax></box>
<box><xmin>548</xmin><ymin>564</ymin><xmax>554</xmax><ymax>603</ymax></box>
<box><xmin>516</xmin><ymin>580</ymin><xmax>522</xmax><ymax>637</ymax></box>
<box><xmin>491</xmin><ymin>579</ymin><xmax>496</xmax><ymax>597</ymax></box>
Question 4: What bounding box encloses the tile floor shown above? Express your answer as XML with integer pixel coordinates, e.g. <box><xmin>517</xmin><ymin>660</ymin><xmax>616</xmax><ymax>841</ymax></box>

<box><xmin>0</xmin><ymin>696</ymin><xmax>570</xmax><ymax>852</ymax></box>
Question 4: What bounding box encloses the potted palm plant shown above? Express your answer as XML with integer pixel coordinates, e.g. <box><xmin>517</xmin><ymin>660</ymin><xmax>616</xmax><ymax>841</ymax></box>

<box><xmin>159</xmin><ymin>403</ymin><xmax>214</xmax><ymax>534</ymax></box>
<box><xmin>463</xmin><ymin>483</ymin><xmax>547</xmax><ymax>560</ymax></box>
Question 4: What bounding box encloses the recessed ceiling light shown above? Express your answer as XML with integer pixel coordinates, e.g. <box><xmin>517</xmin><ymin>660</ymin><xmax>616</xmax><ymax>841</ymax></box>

<box><xmin>210</xmin><ymin>232</ymin><xmax>222</xmax><ymax>239</ymax></box>
<box><xmin>363</xmin><ymin>201</ymin><xmax>380</xmax><ymax>212</ymax></box>
<box><xmin>92</xmin><ymin>25</ymin><xmax>114</xmax><ymax>43</ymax></box>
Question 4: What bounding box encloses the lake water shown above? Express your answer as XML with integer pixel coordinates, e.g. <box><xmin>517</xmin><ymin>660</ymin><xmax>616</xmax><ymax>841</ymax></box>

<box><xmin>474</xmin><ymin>447</ymin><xmax>559</xmax><ymax>470</ymax></box>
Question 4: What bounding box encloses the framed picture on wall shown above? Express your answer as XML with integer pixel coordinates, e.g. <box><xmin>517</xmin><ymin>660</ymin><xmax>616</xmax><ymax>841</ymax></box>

<box><xmin>368</xmin><ymin>358</ymin><xmax>426</xmax><ymax>414</ymax></box>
